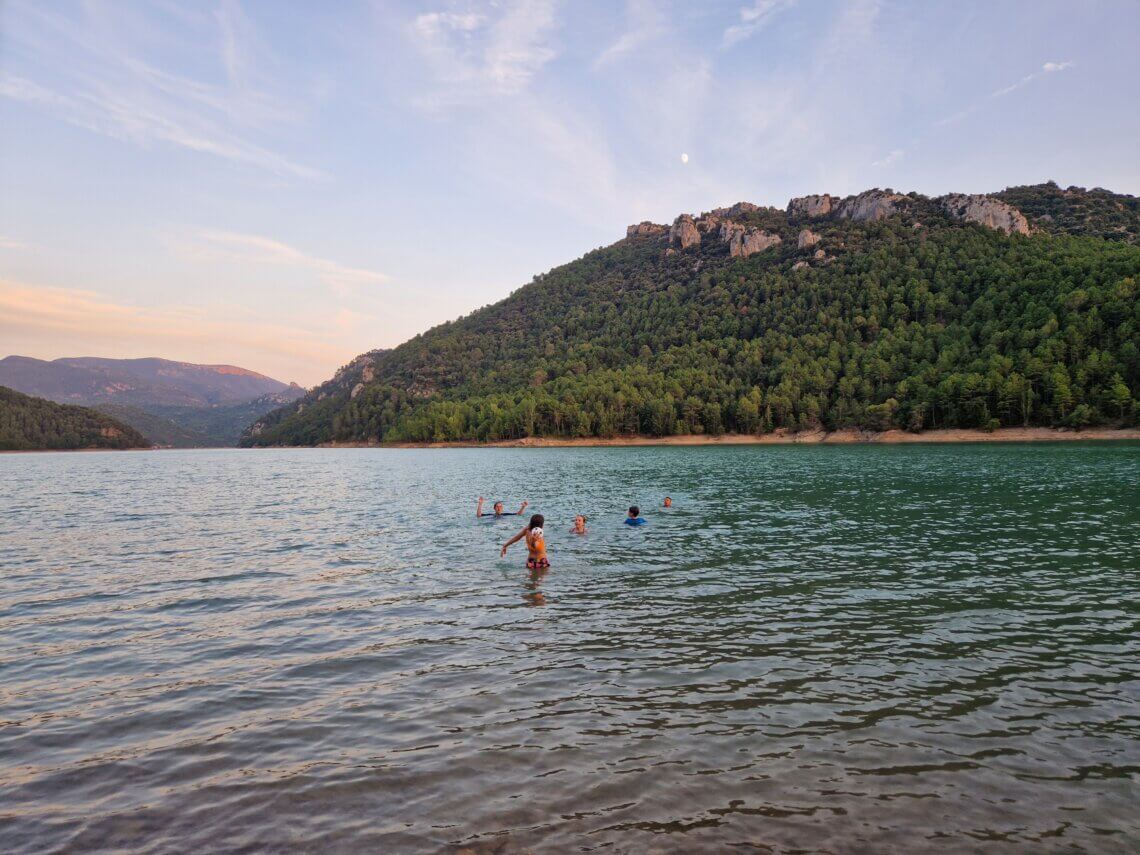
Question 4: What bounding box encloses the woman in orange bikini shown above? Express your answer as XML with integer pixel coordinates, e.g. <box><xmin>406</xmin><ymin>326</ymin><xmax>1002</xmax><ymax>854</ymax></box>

<box><xmin>501</xmin><ymin>514</ymin><xmax>549</xmax><ymax>569</ymax></box>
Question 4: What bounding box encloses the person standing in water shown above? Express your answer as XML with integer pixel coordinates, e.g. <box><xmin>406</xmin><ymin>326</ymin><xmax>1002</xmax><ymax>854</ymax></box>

<box><xmin>502</xmin><ymin>514</ymin><xmax>549</xmax><ymax>569</ymax></box>
<box><xmin>477</xmin><ymin>497</ymin><xmax>528</xmax><ymax>519</ymax></box>
<box><xmin>570</xmin><ymin>514</ymin><xmax>588</xmax><ymax>534</ymax></box>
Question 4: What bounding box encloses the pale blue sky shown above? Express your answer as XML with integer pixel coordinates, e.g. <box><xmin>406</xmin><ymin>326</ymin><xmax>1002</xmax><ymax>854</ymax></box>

<box><xmin>2</xmin><ymin>0</ymin><xmax>1138</xmax><ymax>385</ymax></box>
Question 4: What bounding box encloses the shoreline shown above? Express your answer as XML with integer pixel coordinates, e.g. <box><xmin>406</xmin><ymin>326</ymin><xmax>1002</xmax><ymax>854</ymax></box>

<box><xmin>5</xmin><ymin>427</ymin><xmax>1138</xmax><ymax>453</ymax></box>
<box><xmin>326</xmin><ymin>426</ymin><xmax>1140</xmax><ymax>449</ymax></box>
<box><xmin>0</xmin><ymin>446</ymin><xmax>158</xmax><ymax>454</ymax></box>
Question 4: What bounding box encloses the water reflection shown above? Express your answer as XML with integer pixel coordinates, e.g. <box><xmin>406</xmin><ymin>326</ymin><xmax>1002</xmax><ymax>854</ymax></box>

<box><xmin>521</xmin><ymin>567</ymin><xmax>549</xmax><ymax>607</ymax></box>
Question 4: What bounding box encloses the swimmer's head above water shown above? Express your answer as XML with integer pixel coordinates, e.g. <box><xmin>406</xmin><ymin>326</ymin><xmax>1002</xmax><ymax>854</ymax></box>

<box><xmin>477</xmin><ymin>496</ymin><xmax>528</xmax><ymax>518</ymax></box>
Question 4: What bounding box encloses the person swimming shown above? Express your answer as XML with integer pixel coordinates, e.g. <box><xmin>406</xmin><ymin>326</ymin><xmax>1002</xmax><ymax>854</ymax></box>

<box><xmin>570</xmin><ymin>514</ymin><xmax>588</xmax><ymax>534</ymax></box>
<box><xmin>624</xmin><ymin>506</ymin><xmax>647</xmax><ymax>526</ymax></box>
<box><xmin>663</xmin><ymin>497</ymin><xmax>673</xmax><ymax>508</ymax></box>
<box><xmin>477</xmin><ymin>496</ymin><xmax>528</xmax><ymax>519</ymax></box>
<box><xmin>502</xmin><ymin>513</ymin><xmax>549</xmax><ymax>569</ymax></box>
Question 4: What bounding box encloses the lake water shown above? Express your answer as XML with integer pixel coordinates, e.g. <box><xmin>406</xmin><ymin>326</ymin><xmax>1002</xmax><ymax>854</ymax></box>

<box><xmin>2</xmin><ymin>445</ymin><xmax>1138</xmax><ymax>852</ymax></box>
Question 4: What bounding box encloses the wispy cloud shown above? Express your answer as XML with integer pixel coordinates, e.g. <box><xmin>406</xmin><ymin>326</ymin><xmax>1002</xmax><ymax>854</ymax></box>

<box><xmin>408</xmin><ymin>0</ymin><xmax>559</xmax><ymax>107</ymax></box>
<box><xmin>991</xmin><ymin>60</ymin><xmax>1075</xmax><ymax>97</ymax></box>
<box><xmin>0</xmin><ymin>4</ymin><xmax>320</xmax><ymax>178</ymax></box>
<box><xmin>175</xmin><ymin>231</ymin><xmax>388</xmax><ymax>291</ymax></box>
<box><xmin>723</xmin><ymin>0</ymin><xmax>798</xmax><ymax>48</ymax></box>
<box><xmin>594</xmin><ymin>0</ymin><xmax>666</xmax><ymax>68</ymax></box>
<box><xmin>872</xmin><ymin>148</ymin><xmax>904</xmax><ymax>167</ymax></box>
<box><xmin>394</xmin><ymin>1</ymin><xmax>632</xmax><ymax>222</ymax></box>
<box><xmin>0</xmin><ymin>235</ymin><xmax>32</xmax><ymax>250</ymax></box>
<box><xmin>937</xmin><ymin>60</ymin><xmax>1076</xmax><ymax>127</ymax></box>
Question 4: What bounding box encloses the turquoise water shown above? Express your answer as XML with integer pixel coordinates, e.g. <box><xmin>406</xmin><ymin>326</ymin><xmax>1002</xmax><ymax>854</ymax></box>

<box><xmin>1</xmin><ymin>444</ymin><xmax>1138</xmax><ymax>852</ymax></box>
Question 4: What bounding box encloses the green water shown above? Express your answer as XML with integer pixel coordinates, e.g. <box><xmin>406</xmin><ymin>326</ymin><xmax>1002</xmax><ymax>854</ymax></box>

<box><xmin>1</xmin><ymin>443</ymin><xmax>1138</xmax><ymax>852</ymax></box>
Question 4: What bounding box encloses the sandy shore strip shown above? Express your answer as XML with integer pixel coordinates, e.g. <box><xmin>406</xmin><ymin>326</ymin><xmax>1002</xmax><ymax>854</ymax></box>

<box><xmin>323</xmin><ymin>427</ymin><xmax>1140</xmax><ymax>449</ymax></box>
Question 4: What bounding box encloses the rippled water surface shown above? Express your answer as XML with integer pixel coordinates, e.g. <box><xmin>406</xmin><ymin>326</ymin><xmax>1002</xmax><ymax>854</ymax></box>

<box><xmin>2</xmin><ymin>445</ymin><xmax>1139</xmax><ymax>853</ymax></box>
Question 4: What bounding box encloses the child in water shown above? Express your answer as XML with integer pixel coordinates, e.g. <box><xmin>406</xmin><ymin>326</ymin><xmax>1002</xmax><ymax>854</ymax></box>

<box><xmin>571</xmin><ymin>514</ymin><xmax>588</xmax><ymax>534</ymax></box>
<box><xmin>502</xmin><ymin>514</ymin><xmax>549</xmax><ymax>569</ymax></box>
<box><xmin>624</xmin><ymin>506</ymin><xmax>647</xmax><ymax>526</ymax></box>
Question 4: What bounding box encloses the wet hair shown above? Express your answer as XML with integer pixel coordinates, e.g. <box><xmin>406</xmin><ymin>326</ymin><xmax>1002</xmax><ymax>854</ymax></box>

<box><xmin>629</xmin><ymin>506</ymin><xmax>640</xmax><ymax>517</ymax></box>
<box><xmin>493</xmin><ymin>500</ymin><xmax>505</xmax><ymax>510</ymax></box>
<box><xmin>575</xmin><ymin>514</ymin><xmax>587</xmax><ymax>523</ymax></box>
<box><xmin>527</xmin><ymin>514</ymin><xmax>544</xmax><ymax>530</ymax></box>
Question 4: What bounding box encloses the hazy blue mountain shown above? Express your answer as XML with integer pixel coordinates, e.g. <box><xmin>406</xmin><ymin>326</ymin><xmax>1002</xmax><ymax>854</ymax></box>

<box><xmin>0</xmin><ymin>356</ymin><xmax>305</xmax><ymax>446</ymax></box>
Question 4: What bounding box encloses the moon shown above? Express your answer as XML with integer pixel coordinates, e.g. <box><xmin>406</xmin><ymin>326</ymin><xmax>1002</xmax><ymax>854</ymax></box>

<box><xmin>680</xmin><ymin>152</ymin><xmax>689</xmax><ymax>164</ymax></box>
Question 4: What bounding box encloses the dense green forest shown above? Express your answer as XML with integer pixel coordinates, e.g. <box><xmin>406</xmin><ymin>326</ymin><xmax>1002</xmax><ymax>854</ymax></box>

<box><xmin>244</xmin><ymin>183</ymin><xmax>1140</xmax><ymax>446</ymax></box>
<box><xmin>0</xmin><ymin>387</ymin><xmax>150</xmax><ymax>450</ymax></box>
<box><xmin>93</xmin><ymin>404</ymin><xmax>212</xmax><ymax>448</ymax></box>
<box><xmin>994</xmin><ymin>182</ymin><xmax>1139</xmax><ymax>243</ymax></box>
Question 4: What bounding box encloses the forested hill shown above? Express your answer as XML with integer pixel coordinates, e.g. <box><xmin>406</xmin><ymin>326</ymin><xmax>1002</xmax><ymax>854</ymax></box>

<box><xmin>0</xmin><ymin>387</ymin><xmax>150</xmax><ymax>450</ymax></box>
<box><xmin>243</xmin><ymin>182</ymin><xmax>1140</xmax><ymax>446</ymax></box>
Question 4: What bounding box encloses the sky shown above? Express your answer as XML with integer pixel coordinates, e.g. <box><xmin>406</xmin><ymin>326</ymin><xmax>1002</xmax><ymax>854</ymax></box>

<box><xmin>2</xmin><ymin>1</ymin><xmax>1138</xmax><ymax>386</ymax></box>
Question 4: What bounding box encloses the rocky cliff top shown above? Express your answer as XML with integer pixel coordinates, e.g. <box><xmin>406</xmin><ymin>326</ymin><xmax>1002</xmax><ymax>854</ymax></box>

<box><xmin>940</xmin><ymin>193</ymin><xmax>1030</xmax><ymax>235</ymax></box>
<box><xmin>627</xmin><ymin>187</ymin><xmax>1038</xmax><ymax>248</ymax></box>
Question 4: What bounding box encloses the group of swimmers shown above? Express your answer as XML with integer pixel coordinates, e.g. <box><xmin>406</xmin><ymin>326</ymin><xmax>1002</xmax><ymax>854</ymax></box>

<box><xmin>477</xmin><ymin>495</ymin><xmax>673</xmax><ymax>571</ymax></box>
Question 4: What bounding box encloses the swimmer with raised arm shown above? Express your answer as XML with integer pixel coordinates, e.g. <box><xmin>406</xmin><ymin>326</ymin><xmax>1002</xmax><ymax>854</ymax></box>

<box><xmin>477</xmin><ymin>496</ymin><xmax>528</xmax><ymax>518</ymax></box>
<box><xmin>501</xmin><ymin>514</ymin><xmax>549</xmax><ymax>569</ymax></box>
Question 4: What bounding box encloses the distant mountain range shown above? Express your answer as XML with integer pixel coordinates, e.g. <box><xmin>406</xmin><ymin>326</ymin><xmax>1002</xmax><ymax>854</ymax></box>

<box><xmin>0</xmin><ymin>356</ymin><xmax>305</xmax><ymax>447</ymax></box>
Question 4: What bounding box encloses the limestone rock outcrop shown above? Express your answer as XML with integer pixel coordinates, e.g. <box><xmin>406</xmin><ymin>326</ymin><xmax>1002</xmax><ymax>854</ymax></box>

<box><xmin>939</xmin><ymin>194</ymin><xmax>1030</xmax><ymax>235</ymax></box>
<box><xmin>626</xmin><ymin>221</ymin><xmax>667</xmax><ymax>238</ymax></box>
<box><xmin>710</xmin><ymin>201</ymin><xmax>761</xmax><ymax>218</ymax></box>
<box><xmin>788</xmin><ymin>194</ymin><xmax>834</xmax><ymax>219</ymax></box>
<box><xmin>656</xmin><ymin>188</ymin><xmax>1030</xmax><ymax>256</ymax></box>
<box><xmin>697</xmin><ymin>215</ymin><xmax>724</xmax><ymax>234</ymax></box>
<box><xmin>789</xmin><ymin>190</ymin><xmax>906</xmax><ymax>223</ymax></box>
<box><xmin>721</xmin><ymin>223</ymin><xmax>781</xmax><ymax>258</ymax></box>
<box><xmin>334</xmin><ymin>353</ymin><xmax>376</xmax><ymax>386</ymax></box>
<box><xmin>835</xmin><ymin>189</ymin><xmax>907</xmax><ymax>222</ymax></box>
<box><xmin>666</xmin><ymin>210</ymin><xmax>782</xmax><ymax>257</ymax></box>
<box><xmin>669</xmin><ymin>215</ymin><xmax>701</xmax><ymax>249</ymax></box>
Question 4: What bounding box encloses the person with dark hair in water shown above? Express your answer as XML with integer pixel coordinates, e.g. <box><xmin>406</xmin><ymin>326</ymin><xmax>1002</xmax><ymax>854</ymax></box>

<box><xmin>624</xmin><ymin>506</ymin><xmax>647</xmax><ymax>526</ymax></box>
<box><xmin>501</xmin><ymin>514</ymin><xmax>549</xmax><ymax>569</ymax></box>
<box><xmin>663</xmin><ymin>497</ymin><xmax>673</xmax><ymax>508</ymax></box>
<box><xmin>477</xmin><ymin>496</ymin><xmax>528</xmax><ymax>518</ymax></box>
